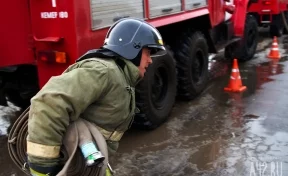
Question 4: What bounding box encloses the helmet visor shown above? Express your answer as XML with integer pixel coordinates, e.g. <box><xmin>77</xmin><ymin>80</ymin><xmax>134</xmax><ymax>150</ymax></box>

<box><xmin>147</xmin><ymin>45</ymin><xmax>166</xmax><ymax>57</ymax></box>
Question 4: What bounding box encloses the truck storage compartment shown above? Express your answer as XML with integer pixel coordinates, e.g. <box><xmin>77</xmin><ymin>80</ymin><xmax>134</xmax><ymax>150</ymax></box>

<box><xmin>90</xmin><ymin>0</ymin><xmax>145</xmax><ymax>30</ymax></box>
<box><xmin>149</xmin><ymin>0</ymin><xmax>182</xmax><ymax>17</ymax></box>
<box><xmin>185</xmin><ymin>0</ymin><xmax>207</xmax><ymax>10</ymax></box>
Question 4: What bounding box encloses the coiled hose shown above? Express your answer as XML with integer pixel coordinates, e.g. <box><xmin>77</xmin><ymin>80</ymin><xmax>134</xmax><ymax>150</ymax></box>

<box><xmin>7</xmin><ymin>107</ymin><xmax>109</xmax><ymax>176</ymax></box>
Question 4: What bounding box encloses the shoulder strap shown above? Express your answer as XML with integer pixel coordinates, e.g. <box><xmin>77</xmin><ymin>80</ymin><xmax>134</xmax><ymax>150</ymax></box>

<box><xmin>114</xmin><ymin>58</ymin><xmax>126</xmax><ymax>71</ymax></box>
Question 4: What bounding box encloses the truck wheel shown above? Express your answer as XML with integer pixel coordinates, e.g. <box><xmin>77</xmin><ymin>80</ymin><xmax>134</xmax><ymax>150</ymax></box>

<box><xmin>282</xmin><ymin>12</ymin><xmax>288</xmax><ymax>34</ymax></box>
<box><xmin>225</xmin><ymin>15</ymin><xmax>258</xmax><ymax>61</ymax></box>
<box><xmin>0</xmin><ymin>66</ymin><xmax>39</xmax><ymax>109</ymax></box>
<box><xmin>270</xmin><ymin>25</ymin><xmax>283</xmax><ymax>37</ymax></box>
<box><xmin>133</xmin><ymin>49</ymin><xmax>177</xmax><ymax>130</ymax></box>
<box><xmin>270</xmin><ymin>14</ymin><xmax>284</xmax><ymax>37</ymax></box>
<box><xmin>173</xmin><ymin>31</ymin><xmax>209</xmax><ymax>100</ymax></box>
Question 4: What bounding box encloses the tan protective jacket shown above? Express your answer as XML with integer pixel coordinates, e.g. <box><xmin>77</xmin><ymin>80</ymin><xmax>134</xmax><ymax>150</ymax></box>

<box><xmin>26</xmin><ymin>57</ymin><xmax>140</xmax><ymax>165</ymax></box>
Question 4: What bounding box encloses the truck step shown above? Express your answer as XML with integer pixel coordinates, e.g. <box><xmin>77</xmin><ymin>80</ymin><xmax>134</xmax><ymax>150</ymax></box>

<box><xmin>261</xmin><ymin>21</ymin><xmax>271</xmax><ymax>24</ymax></box>
<box><xmin>261</xmin><ymin>9</ymin><xmax>272</xmax><ymax>23</ymax></box>
<box><xmin>262</xmin><ymin>9</ymin><xmax>271</xmax><ymax>12</ymax></box>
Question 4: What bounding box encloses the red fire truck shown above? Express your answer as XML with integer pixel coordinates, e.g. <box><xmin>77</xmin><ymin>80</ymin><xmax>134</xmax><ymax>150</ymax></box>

<box><xmin>0</xmin><ymin>0</ymin><xmax>258</xmax><ymax>129</ymax></box>
<box><xmin>248</xmin><ymin>0</ymin><xmax>288</xmax><ymax>37</ymax></box>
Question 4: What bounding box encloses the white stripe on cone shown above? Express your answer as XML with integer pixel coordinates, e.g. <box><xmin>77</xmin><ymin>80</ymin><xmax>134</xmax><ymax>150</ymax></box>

<box><xmin>230</xmin><ymin>76</ymin><xmax>241</xmax><ymax>80</ymax></box>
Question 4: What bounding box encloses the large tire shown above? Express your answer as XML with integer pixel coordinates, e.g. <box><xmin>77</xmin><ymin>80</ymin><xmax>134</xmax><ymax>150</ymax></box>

<box><xmin>225</xmin><ymin>15</ymin><xmax>258</xmax><ymax>62</ymax></box>
<box><xmin>133</xmin><ymin>49</ymin><xmax>177</xmax><ymax>130</ymax></box>
<box><xmin>270</xmin><ymin>25</ymin><xmax>283</xmax><ymax>37</ymax></box>
<box><xmin>173</xmin><ymin>31</ymin><xmax>209</xmax><ymax>100</ymax></box>
<box><xmin>0</xmin><ymin>66</ymin><xmax>39</xmax><ymax>109</ymax></box>
<box><xmin>282</xmin><ymin>11</ymin><xmax>288</xmax><ymax>34</ymax></box>
<box><xmin>270</xmin><ymin>14</ymin><xmax>284</xmax><ymax>37</ymax></box>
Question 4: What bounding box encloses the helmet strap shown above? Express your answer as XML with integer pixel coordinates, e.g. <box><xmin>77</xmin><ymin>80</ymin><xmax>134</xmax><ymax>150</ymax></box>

<box><xmin>131</xmin><ymin>50</ymin><xmax>142</xmax><ymax>66</ymax></box>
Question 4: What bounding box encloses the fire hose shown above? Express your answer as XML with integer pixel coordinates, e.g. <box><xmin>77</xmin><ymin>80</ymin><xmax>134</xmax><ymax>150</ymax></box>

<box><xmin>7</xmin><ymin>107</ymin><xmax>110</xmax><ymax>176</ymax></box>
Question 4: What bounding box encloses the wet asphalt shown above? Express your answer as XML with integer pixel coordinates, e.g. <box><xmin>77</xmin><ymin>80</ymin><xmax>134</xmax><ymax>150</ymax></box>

<box><xmin>1</xmin><ymin>28</ymin><xmax>288</xmax><ymax>176</ymax></box>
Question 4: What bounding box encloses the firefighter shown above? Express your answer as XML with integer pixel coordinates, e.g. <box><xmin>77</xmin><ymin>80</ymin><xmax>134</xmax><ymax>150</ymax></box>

<box><xmin>26</xmin><ymin>18</ymin><xmax>166</xmax><ymax>176</ymax></box>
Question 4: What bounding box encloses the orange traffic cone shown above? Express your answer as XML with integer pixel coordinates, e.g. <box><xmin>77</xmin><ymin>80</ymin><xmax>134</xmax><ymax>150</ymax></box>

<box><xmin>224</xmin><ymin>59</ymin><xmax>247</xmax><ymax>92</ymax></box>
<box><xmin>268</xmin><ymin>36</ymin><xmax>281</xmax><ymax>59</ymax></box>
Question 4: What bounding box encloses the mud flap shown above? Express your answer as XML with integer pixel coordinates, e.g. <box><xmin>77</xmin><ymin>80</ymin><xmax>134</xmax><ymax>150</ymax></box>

<box><xmin>232</xmin><ymin>0</ymin><xmax>249</xmax><ymax>37</ymax></box>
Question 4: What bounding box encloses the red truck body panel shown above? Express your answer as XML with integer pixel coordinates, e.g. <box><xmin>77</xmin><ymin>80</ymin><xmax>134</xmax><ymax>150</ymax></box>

<box><xmin>0</xmin><ymin>0</ymin><xmax>35</xmax><ymax>67</ymax></box>
<box><xmin>249</xmin><ymin>0</ymin><xmax>288</xmax><ymax>14</ymax></box>
<box><xmin>1</xmin><ymin>0</ymin><xmax>246</xmax><ymax>87</ymax></box>
<box><xmin>29</xmin><ymin>0</ymin><xmax>79</xmax><ymax>85</ymax></box>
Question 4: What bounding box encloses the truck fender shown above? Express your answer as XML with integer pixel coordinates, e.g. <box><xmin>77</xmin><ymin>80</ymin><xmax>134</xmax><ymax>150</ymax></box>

<box><xmin>232</xmin><ymin>0</ymin><xmax>249</xmax><ymax>37</ymax></box>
